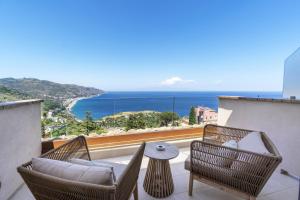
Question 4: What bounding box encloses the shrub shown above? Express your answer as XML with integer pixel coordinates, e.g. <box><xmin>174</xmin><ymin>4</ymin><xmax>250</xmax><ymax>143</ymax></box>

<box><xmin>126</xmin><ymin>113</ymin><xmax>146</xmax><ymax>131</ymax></box>
<box><xmin>160</xmin><ymin>112</ymin><xmax>179</xmax><ymax>126</ymax></box>
<box><xmin>143</xmin><ymin>112</ymin><xmax>161</xmax><ymax>128</ymax></box>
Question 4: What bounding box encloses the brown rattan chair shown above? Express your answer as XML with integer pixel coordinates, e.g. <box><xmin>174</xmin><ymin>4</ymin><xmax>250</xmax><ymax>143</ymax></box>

<box><xmin>185</xmin><ymin>124</ymin><xmax>282</xmax><ymax>200</ymax></box>
<box><xmin>17</xmin><ymin>136</ymin><xmax>145</xmax><ymax>200</ymax></box>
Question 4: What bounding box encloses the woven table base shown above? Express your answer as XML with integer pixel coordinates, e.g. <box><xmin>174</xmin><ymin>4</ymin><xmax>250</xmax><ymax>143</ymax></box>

<box><xmin>143</xmin><ymin>158</ymin><xmax>174</xmax><ymax>198</ymax></box>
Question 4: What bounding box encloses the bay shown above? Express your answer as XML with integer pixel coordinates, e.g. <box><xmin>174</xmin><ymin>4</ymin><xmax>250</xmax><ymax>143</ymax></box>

<box><xmin>71</xmin><ymin>91</ymin><xmax>282</xmax><ymax>120</ymax></box>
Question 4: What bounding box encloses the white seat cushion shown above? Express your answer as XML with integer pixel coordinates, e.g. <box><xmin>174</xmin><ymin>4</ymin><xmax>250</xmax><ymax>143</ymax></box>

<box><xmin>32</xmin><ymin>157</ymin><xmax>114</xmax><ymax>185</ymax></box>
<box><xmin>93</xmin><ymin>160</ymin><xmax>127</xmax><ymax>180</ymax></box>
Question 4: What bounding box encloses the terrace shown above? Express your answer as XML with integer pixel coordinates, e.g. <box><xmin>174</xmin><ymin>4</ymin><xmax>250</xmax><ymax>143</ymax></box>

<box><xmin>12</xmin><ymin>148</ymin><xmax>299</xmax><ymax>200</ymax></box>
<box><xmin>1</xmin><ymin>96</ymin><xmax>300</xmax><ymax>200</ymax></box>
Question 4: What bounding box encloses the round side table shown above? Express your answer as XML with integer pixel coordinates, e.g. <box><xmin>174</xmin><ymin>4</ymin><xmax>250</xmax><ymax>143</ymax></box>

<box><xmin>143</xmin><ymin>142</ymin><xmax>179</xmax><ymax>198</ymax></box>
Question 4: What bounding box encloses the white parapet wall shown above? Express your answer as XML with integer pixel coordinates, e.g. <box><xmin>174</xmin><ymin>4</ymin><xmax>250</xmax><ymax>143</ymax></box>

<box><xmin>0</xmin><ymin>100</ymin><xmax>42</xmax><ymax>200</ymax></box>
<box><xmin>218</xmin><ymin>96</ymin><xmax>300</xmax><ymax>175</ymax></box>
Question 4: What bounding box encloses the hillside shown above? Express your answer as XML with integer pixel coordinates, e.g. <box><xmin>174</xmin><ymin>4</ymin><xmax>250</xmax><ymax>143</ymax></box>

<box><xmin>0</xmin><ymin>85</ymin><xmax>30</xmax><ymax>102</ymax></box>
<box><xmin>0</xmin><ymin>78</ymin><xmax>103</xmax><ymax>102</ymax></box>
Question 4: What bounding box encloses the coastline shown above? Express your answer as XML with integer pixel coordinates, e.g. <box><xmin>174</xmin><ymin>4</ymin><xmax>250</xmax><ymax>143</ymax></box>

<box><xmin>65</xmin><ymin>93</ymin><xmax>103</xmax><ymax>114</ymax></box>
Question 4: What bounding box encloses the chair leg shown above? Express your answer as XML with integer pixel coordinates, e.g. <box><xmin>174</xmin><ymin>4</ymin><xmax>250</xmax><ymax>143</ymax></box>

<box><xmin>189</xmin><ymin>173</ymin><xmax>193</xmax><ymax>196</ymax></box>
<box><xmin>133</xmin><ymin>183</ymin><xmax>138</xmax><ymax>200</ymax></box>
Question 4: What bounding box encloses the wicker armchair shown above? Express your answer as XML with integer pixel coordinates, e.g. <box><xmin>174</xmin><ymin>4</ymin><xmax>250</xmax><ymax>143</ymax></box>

<box><xmin>17</xmin><ymin>136</ymin><xmax>146</xmax><ymax>200</ymax></box>
<box><xmin>186</xmin><ymin>124</ymin><xmax>282</xmax><ymax>200</ymax></box>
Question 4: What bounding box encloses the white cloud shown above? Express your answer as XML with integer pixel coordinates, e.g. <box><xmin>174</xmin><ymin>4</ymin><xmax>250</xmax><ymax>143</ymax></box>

<box><xmin>161</xmin><ymin>76</ymin><xmax>196</xmax><ymax>86</ymax></box>
<box><xmin>214</xmin><ymin>80</ymin><xmax>223</xmax><ymax>85</ymax></box>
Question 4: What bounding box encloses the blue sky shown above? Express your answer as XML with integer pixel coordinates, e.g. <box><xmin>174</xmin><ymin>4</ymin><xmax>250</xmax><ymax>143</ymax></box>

<box><xmin>0</xmin><ymin>0</ymin><xmax>300</xmax><ymax>91</ymax></box>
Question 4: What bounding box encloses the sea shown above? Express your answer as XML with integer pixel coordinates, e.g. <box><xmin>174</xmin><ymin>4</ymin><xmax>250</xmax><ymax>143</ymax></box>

<box><xmin>71</xmin><ymin>91</ymin><xmax>282</xmax><ymax>120</ymax></box>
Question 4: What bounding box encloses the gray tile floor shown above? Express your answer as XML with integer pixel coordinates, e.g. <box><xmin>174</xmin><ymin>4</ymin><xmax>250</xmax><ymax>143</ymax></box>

<box><xmin>11</xmin><ymin>147</ymin><xmax>299</xmax><ymax>200</ymax></box>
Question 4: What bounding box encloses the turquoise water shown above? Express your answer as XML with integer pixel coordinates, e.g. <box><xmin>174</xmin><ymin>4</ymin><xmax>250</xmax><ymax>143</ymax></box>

<box><xmin>71</xmin><ymin>91</ymin><xmax>282</xmax><ymax>120</ymax></box>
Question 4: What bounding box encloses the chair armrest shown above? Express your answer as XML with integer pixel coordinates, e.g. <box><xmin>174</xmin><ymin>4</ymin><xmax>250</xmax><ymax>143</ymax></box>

<box><xmin>41</xmin><ymin>136</ymin><xmax>91</xmax><ymax>161</ymax></box>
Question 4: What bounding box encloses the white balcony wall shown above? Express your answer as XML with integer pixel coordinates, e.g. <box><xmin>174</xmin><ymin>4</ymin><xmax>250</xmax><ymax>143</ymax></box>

<box><xmin>218</xmin><ymin>96</ymin><xmax>300</xmax><ymax>175</ymax></box>
<box><xmin>0</xmin><ymin>100</ymin><xmax>42</xmax><ymax>200</ymax></box>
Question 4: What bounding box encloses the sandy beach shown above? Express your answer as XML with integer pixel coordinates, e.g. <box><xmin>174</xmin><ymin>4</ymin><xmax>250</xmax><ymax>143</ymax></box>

<box><xmin>65</xmin><ymin>97</ymin><xmax>85</xmax><ymax>112</ymax></box>
<box><xmin>65</xmin><ymin>93</ymin><xmax>103</xmax><ymax>113</ymax></box>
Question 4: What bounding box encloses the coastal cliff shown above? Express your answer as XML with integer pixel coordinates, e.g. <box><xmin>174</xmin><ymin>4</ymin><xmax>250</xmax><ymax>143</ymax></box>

<box><xmin>0</xmin><ymin>77</ymin><xmax>103</xmax><ymax>111</ymax></box>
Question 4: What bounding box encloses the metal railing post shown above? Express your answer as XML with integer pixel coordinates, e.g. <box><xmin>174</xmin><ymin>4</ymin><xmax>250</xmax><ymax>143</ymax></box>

<box><xmin>172</xmin><ymin>97</ymin><xmax>175</xmax><ymax>126</ymax></box>
<box><xmin>113</xmin><ymin>99</ymin><xmax>116</xmax><ymax>128</ymax></box>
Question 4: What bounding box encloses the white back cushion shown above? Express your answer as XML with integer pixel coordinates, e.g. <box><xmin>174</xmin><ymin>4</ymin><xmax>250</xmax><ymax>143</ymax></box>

<box><xmin>223</xmin><ymin>140</ymin><xmax>238</xmax><ymax>149</ymax></box>
<box><xmin>32</xmin><ymin>157</ymin><xmax>114</xmax><ymax>185</ymax></box>
<box><xmin>231</xmin><ymin>132</ymin><xmax>273</xmax><ymax>181</ymax></box>
<box><xmin>238</xmin><ymin>132</ymin><xmax>270</xmax><ymax>155</ymax></box>
<box><xmin>222</xmin><ymin>140</ymin><xmax>238</xmax><ymax>167</ymax></box>
<box><xmin>70</xmin><ymin>158</ymin><xmax>116</xmax><ymax>182</ymax></box>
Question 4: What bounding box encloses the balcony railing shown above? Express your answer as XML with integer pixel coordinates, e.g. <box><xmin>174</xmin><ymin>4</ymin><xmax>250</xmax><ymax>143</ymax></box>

<box><xmin>42</xmin><ymin>96</ymin><xmax>218</xmax><ymax>152</ymax></box>
<box><xmin>45</xmin><ymin>127</ymin><xmax>203</xmax><ymax>152</ymax></box>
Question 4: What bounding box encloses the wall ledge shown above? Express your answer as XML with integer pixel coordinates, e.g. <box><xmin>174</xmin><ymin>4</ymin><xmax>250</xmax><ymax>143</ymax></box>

<box><xmin>218</xmin><ymin>96</ymin><xmax>300</xmax><ymax>105</ymax></box>
<box><xmin>0</xmin><ymin>99</ymin><xmax>43</xmax><ymax>110</ymax></box>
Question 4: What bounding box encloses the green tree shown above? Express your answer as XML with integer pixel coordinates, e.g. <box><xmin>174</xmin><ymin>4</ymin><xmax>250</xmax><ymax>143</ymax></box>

<box><xmin>160</xmin><ymin>112</ymin><xmax>179</xmax><ymax>126</ymax></box>
<box><xmin>42</xmin><ymin>112</ymin><xmax>47</xmax><ymax>119</ymax></box>
<box><xmin>84</xmin><ymin>111</ymin><xmax>94</xmax><ymax>135</ymax></box>
<box><xmin>189</xmin><ymin>107</ymin><xmax>196</xmax><ymax>125</ymax></box>
<box><xmin>41</xmin><ymin>121</ymin><xmax>46</xmax><ymax>138</ymax></box>
<box><xmin>43</xmin><ymin>99</ymin><xmax>63</xmax><ymax>112</ymax></box>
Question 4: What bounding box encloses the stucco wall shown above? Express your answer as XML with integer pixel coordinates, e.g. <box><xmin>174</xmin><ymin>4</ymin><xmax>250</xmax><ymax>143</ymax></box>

<box><xmin>218</xmin><ymin>97</ymin><xmax>300</xmax><ymax>175</ymax></box>
<box><xmin>0</xmin><ymin>100</ymin><xmax>42</xmax><ymax>200</ymax></box>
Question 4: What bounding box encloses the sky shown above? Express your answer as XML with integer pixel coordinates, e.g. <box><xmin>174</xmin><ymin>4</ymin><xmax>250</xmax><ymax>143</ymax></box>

<box><xmin>0</xmin><ymin>0</ymin><xmax>300</xmax><ymax>91</ymax></box>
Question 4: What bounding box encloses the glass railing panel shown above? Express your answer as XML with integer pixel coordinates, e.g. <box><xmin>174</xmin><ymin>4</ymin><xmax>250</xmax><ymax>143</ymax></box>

<box><xmin>43</xmin><ymin>96</ymin><xmax>218</xmax><ymax>139</ymax></box>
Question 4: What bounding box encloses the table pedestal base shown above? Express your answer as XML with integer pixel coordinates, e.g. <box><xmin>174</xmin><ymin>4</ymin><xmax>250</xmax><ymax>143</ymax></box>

<box><xmin>143</xmin><ymin>158</ymin><xmax>174</xmax><ymax>198</ymax></box>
